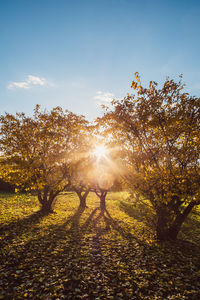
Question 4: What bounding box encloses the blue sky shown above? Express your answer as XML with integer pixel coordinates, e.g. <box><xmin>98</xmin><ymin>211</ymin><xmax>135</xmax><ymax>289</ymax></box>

<box><xmin>0</xmin><ymin>0</ymin><xmax>200</xmax><ymax>120</ymax></box>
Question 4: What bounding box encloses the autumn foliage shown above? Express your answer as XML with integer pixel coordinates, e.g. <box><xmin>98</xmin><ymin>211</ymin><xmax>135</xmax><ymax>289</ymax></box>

<box><xmin>0</xmin><ymin>75</ymin><xmax>200</xmax><ymax>241</ymax></box>
<box><xmin>100</xmin><ymin>73</ymin><xmax>200</xmax><ymax>240</ymax></box>
<box><xmin>0</xmin><ymin>105</ymin><xmax>88</xmax><ymax>212</ymax></box>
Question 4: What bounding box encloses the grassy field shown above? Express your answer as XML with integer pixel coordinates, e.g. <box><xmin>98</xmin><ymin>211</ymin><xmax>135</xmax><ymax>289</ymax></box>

<box><xmin>0</xmin><ymin>192</ymin><xmax>200</xmax><ymax>299</ymax></box>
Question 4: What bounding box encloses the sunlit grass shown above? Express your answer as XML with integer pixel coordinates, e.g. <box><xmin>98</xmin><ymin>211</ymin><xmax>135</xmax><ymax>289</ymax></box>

<box><xmin>1</xmin><ymin>192</ymin><xmax>200</xmax><ymax>299</ymax></box>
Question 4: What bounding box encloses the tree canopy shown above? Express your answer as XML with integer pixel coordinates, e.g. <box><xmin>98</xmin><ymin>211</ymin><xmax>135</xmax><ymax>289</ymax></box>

<box><xmin>0</xmin><ymin>74</ymin><xmax>200</xmax><ymax>240</ymax></box>
<box><xmin>100</xmin><ymin>74</ymin><xmax>200</xmax><ymax>240</ymax></box>
<box><xmin>0</xmin><ymin>105</ymin><xmax>88</xmax><ymax>212</ymax></box>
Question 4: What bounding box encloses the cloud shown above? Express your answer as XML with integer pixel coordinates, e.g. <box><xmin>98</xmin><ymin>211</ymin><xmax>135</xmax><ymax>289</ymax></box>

<box><xmin>94</xmin><ymin>91</ymin><xmax>115</xmax><ymax>105</ymax></box>
<box><xmin>8</xmin><ymin>75</ymin><xmax>47</xmax><ymax>89</ymax></box>
<box><xmin>27</xmin><ymin>75</ymin><xmax>46</xmax><ymax>86</ymax></box>
<box><xmin>8</xmin><ymin>81</ymin><xmax>29</xmax><ymax>89</ymax></box>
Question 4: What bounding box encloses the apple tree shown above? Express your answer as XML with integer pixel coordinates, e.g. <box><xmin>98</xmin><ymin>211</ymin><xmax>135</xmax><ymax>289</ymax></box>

<box><xmin>0</xmin><ymin>105</ymin><xmax>88</xmax><ymax>213</ymax></box>
<box><xmin>102</xmin><ymin>74</ymin><xmax>200</xmax><ymax>240</ymax></box>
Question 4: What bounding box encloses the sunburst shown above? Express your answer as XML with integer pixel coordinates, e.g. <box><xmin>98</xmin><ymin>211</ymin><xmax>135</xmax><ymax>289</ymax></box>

<box><xmin>93</xmin><ymin>145</ymin><xmax>107</xmax><ymax>159</ymax></box>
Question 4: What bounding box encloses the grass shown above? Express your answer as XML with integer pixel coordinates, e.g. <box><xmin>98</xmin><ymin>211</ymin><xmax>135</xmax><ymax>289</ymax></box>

<box><xmin>0</xmin><ymin>192</ymin><xmax>200</xmax><ymax>299</ymax></box>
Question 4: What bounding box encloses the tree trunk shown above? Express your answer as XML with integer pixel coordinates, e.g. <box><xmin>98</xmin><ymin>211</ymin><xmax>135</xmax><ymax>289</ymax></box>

<box><xmin>79</xmin><ymin>196</ymin><xmax>86</xmax><ymax>208</ymax></box>
<box><xmin>156</xmin><ymin>202</ymin><xmax>195</xmax><ymax>241</ymax></box>
<box><xmin>75</xmin><ymin>190</ymin><xmax>89</xmax><ymax>208</ymax></box>
<box><xmin>156</xmin><ymin>208</ymin><xmax>170</xmax><ymax>241</ymax></box>
<box><xmin>167</xmin><ymin>202</ymin><xmax>195</xmax><ymax>240</ymax></box>
<box><xmin>100</xmin><ymin>195</ymin><xmax>106</xmax><ymax>211</ymax></box>
<box><xmin>38</xmin><ymin>189</ymin><xmax>57</xmax><ymax>214</ymax></box>
<box><xmin>100</xmin><ymin>191</ymin><xmax>107</xmax><ymax>212</ymax></box>
<box><xmin>95</xmin><ymin>190</ymin><xmax>107</xmax><ymax>212</ymax></box>
<box><xmin>40</xmin><ymin>198</ymin><xmax>54</xmax><ymax>214</ymax></box>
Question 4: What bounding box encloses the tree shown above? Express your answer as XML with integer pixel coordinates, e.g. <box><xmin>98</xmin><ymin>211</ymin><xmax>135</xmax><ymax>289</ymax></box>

<box><xmin>85</xmin><ymin>143</ymin><xmax>123</xmax><ymax>211</ymax></box>
<box><xmin>101</xmin><ymin>74</ymin><xmax>200</xmax><ymax>240</ymax></box>
<box><xmin>0</xmin><ymin>105</ymin><xmax>88</xmax><ymax>213</ymax></box>
<box><xmin>68</xmin><ymin>146</ymin><xmax>111</xmax><ymax>211</ymax></box>
<box><xmin>67</xmin><ymin>154</ymin><xmax>91</xmax><ymax>208</ymax></box>
<box><xmin>64</xmin><ymin>126</ymin><xmax>98</xmax><ymax>208</ymax></box>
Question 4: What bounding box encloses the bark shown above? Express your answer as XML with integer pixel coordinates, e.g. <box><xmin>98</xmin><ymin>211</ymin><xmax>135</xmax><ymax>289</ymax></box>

<box><xmin>167</xmin><ymin>202</ymin><xmax>195</xmax><ymax>240</ymax></box>
<box><xmin>37</xmin><ymin>189</ymin><xmax>58</xmax><ymax>214</ymax></box>
<box><xmin>156</xmin><ymin>207</ymin><xmax>170</xmax><ymax>241</ymax></box>
<box><xmin>40</xmin><ymin>198</ymin><xmax>54</xmax><ymax>214</ymax></box>
<box><xmin>79</xmin><ymin>196</ymin><xmax>87</xmax><ymax>208</ymax></box>
<box><xmin>75</xmin><ymin>189</ymin><xmax>89</xmax><ymax>208</ymax></box>
<box><xmin>100</xmin><ymin>193</ymin><xmax>106</xmax><ymax>211</ymax></box>
<box><xmin>95</xmin><ymin>190</ymin><xmax>107</xmax><ymax>212</ymax></box>
<box><xmin>156</xmin><ymin>202</ymin><xmax>195</xmax><ymax>241</ymax></box>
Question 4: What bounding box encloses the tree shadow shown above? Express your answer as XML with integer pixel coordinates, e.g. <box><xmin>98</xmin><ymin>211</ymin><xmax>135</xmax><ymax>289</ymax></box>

<box><xmin>179</xmin><ymin>210</ymin><xmax>200</xmax><ymax>246</ymax></box>
<box><xmin>0</xmin><ymin>210</ymin><xmax>48</xmax><ymax>246</ymax></box>
<box><xmin>0</xmin><ymin>205</ymin><xmax>101</xmax><ymax>298</ymax></box>
<box><xmin>0</xmin><ymin>203</ymin><xmax>90</xmax><ymax>249</ymax></box>
<box><xmin>91</xmin><ymin>207</ymin><xmax>146</xmax><ymax>247</ymax></box>
<box><xmin>60</xmin><ymin>204</ymin><xmax>98</xmax><ymax>234</ymax></box>
<box><xmin>67</xmin><ymin>204</ymin><xmax>86</xmax><ymax>232</ymax></box>
<box><xmin>119</xmin><ymin>200</ymin><xmax>155</xmax><ymax>227</ymax></box>
<box><xmin>80</xmin><ymin>207</ymin><xmax>99</xmax><ymax>232</ymax></box>
<box><xmin>1</xmin><ymin>205</ymin><xmax>200</xmax><ymax>299</ymax></box>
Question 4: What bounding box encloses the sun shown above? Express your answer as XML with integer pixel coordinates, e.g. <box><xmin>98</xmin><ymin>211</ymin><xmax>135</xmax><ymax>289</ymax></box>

<box><xmin>93</xmin><ymin>145</ymin><xmax>107</xmax><ymax>159</ymax></box>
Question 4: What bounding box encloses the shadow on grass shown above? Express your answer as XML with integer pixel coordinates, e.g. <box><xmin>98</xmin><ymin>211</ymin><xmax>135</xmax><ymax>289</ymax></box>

<box><xmin>1</xmin><ymin>204</ymin><xmax>200</xmax><ymax>299</ymax></box>
<box><xmin>0</xmin><ymin>205</ymin><xmax>102</xmax><ymax>298</ymax></box>
<box><xmin>119</xmin><ymin>200</ymin><xmax>155</xmax><ymax>226</ymax></box>
<box><xmin>68</xmin><ymin>205</ymin><xmax>98</xmax><ymax>233</ymax></box>
<box><xmin>179</xmin><ymin>209</ymin><xmax>200</xmax><ymax>246</ymax></box>
<box><xmin>105</xmin><ymin>209</ymin><xmax>145</xmax><ymax>245</ymax></box>
<box><xmin>0</xmin><ymin>210</ymin><xmax>48</xmax><ymax>246</ymax></box>
<box><xmin>184</xmin><ymin>209</ymin><xmax>200</xmax><ymax>227</ymax></box>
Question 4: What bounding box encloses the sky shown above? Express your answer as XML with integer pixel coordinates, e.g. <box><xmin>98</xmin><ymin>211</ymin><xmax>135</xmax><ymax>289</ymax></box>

<box><xmin>0</xmin><ymin>0</ymin><xmax>200</xmax><ymax>120</ymax></box>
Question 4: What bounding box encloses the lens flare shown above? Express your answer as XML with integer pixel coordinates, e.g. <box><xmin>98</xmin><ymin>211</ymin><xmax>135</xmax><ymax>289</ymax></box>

<box><xmin>93</xmin><ymin>145</ymin><xmax>107</xmax><ymax>159</ymax></box>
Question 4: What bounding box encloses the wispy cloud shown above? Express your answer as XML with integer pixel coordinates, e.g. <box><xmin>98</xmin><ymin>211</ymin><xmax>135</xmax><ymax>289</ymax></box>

<box><xmin>8</xmin><ymin>75</ymin><xmax>47</xmax><ymax>90</ymax></box>
<box><xmin>94</xmin><ymin>91</ymin><xmax>115</xmax><ymax>106</ymax></box>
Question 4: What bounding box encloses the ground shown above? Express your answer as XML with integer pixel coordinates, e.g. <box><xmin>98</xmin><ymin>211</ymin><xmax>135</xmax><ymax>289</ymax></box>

<box><xmin>0</xmin><ymin>192</ymin><xmax>200</xmax><ymax>299</ymax></box>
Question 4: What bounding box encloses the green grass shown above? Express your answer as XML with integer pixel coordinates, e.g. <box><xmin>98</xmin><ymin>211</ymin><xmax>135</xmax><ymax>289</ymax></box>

<box><xmin>0</xmin><ymin>192</ymin><xmax>200</xmax><ymax>299</ymax></box>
